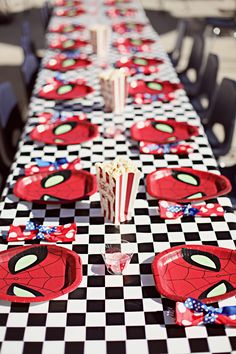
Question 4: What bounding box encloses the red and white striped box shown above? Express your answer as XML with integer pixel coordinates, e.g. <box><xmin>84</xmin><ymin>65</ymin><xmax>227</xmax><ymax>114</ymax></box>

<box><xmin>89</xmin><ymin>24</ymin><xmax>111</xmax><ymax>59</ymax></box>
<box><xmin>99</xmin><ymin>68</ymin><xmax>128</xmax><ymax>114</ymax></box>
<box><xmin>96</xmin><ymin>158</ymin><xmax>142</xmax><ymax>224</ymax></box>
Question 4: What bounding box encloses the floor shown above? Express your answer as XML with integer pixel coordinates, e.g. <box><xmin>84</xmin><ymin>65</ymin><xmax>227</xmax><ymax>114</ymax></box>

<box><xmin>0</xmin><ymin>0</ymin><xmax>235</xmax><ymax>165</ymax></box>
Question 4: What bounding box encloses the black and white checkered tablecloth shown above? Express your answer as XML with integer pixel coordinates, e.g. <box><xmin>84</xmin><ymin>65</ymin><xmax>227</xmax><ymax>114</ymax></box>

<box><xmin>0</xmin><ymin>1</ymin><xmax>236</xmax><ymax>354</ymax></box>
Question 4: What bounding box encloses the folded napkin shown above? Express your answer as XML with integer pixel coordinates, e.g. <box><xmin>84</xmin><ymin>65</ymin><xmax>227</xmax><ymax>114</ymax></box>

<box><xmin>140</xmin><ymin>142</ymin><xmax>194</xmax><ymax>155</ymax></box>
<box><xmin>47</xmin><ymin>74</ymin><xmax>86</xmax><ymax>86</ymax></box>
<box><xmin>63</xmin><ymin>50</ymin><xmax>81</xmax><ymax>57</ymax></box>
<box><xmin>159</xmin><ymin>200</ymin><xmax>224</xmax><ymax>219</ymax></box>
<box><xmin>135</xmin><ymin>92</ymin><xmax>175</xmax><ymax>104</ymax></box>
<box><xmin>25</xmin><ymin>157</ymin><xmax>81</xmax><ymax>176</ymax></box>
<box><xmin>176</xmin><ymin>297</ymin><xmax>236</xmax><ymax>326</ymax></box>
<box><xmin>7</xmin><ymin>222</ymin><xmax>76</xmax><ymax>242</ymax></box>
<box><xmin>37</xmin><ymin>112</ymin><xmax>87</xmax><ymax>124</ymax></box>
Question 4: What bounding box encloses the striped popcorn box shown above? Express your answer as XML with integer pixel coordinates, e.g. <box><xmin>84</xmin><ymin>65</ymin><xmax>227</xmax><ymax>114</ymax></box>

<box><xmin>100</xmin><ymin>69</ymin><xmax>114</xmax><ymax>112</ymax></box>
<box><xmin>99</xmin><ymin>68</ymin><xmax>128</xmax><ymax>114</ymax></box>
<box><xmin>89</xmin><ymin>24</ymin><xmax>111</xmax><ymax>59</ymax></box>
<box><xmin>96</xmin><ymin>158</ymin><xmax>142</xmax><ymax>224</ymax></box>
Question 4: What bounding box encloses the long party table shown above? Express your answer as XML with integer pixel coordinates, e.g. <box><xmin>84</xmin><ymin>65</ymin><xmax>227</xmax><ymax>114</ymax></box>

<box><xmin>0</xmin><ymin>1</ymin><xmax>236</xmax><ymax>353</ymax></box>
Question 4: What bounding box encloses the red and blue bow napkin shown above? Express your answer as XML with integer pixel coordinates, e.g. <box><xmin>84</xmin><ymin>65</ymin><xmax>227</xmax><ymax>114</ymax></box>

<box><xmin>25</xmin><ymin>157</ymin><xmax>82</xmax><ymax>176</ymax></box>
<box><xmin>6</xmin><ymin>221</ymin><xmax>76</xmax><ymax>242</ymax></box>
<box><xmin>139</xmin><ymin>141</ymin><xmax>194</xmax><ymax>155</ymax></box>
<box><xmin>159</xmin><ymin>200</ymin><xmax>224</xmax><ymax>219</ymax></box>
<box><xmin>37</xmin><ymin>111</ymin><xmax>87</xmax><ymax>124</ymax></box>
<box><xmin>176</xmin><ymin>297</ymin><xmax>236</xmax><ymax>326</ymax></box>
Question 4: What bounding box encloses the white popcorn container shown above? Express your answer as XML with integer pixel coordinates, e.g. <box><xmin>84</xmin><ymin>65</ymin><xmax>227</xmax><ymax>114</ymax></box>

<box><xmin>99</xmin><ymin>68</ymin><xmax>128</xmax><ymax>114</ymax></box>
<box><xmin>89</xmin><ymin>24</ymin><xmax>111</xmax><ymax>59</ymax></box>
<box><xmin>96</xmin><ymin>161</ymin><xmax>142</xmax><ymax>224</ymax></box>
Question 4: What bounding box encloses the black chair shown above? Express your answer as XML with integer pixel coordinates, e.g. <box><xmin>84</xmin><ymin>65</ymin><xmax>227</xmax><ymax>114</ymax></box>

<box><xmin>204</xmin><ymin>78</ymin><xmax>236</xmax><ymax>159</ymax></box>
<box><xmin>21</xmin><ymin>53</ymin><xmax>39</xmax><ymax>101</ymax></box>
<box><xmin>190</xmin><ymin>53</ymin><xmax>219</xmax><ymax>120</ymax></box>
<box><xmin>41</xmin><ymin>1</ymin><xmax>52</xmax><ymax>31</ymax></box>
<box><xmin>205</xmin><ymin>16</ymin><xmax>236</xmax><ymax>37</ymax></box>
<box><xmin>21</xmin><ymin>21</ymin><xmax>40</xmax><ymax>61</ymax></box>
<box><xmin>168</xmin><ymin>19</ymin><xmax>188</xmax><ymax>67</ymax></box>
<box><xmin>0</xmin><ymin>82</ymin><xmax>24</xmax><ymax>165</ymax></box>
<box><xmin>0</xmin><ymin>156</ymin><xmax>10</xmax><ymax>196</ymax></box>
<box><xmin>178</xmin><ymin>35</ymin><xmax>205</xmax><ymax>96</ymax></box>
<box><xmin>219</xmin><ymin>164</ymin><xmax>236</xmax><ymax>209</ymax></box>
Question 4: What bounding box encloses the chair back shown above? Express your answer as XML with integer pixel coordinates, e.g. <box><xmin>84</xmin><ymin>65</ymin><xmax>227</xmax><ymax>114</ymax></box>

<box><xmin>0</xmin><ymin>82</ymin><xmax>18</xmax><ymax>129</ymax></box>
<box><xmin>219</xmin><ymin>164</ymin><xmax>236</xmax><ymax>209</ymax></box>
<box><xmin>21</xmin><ymin>21</ymin><xmax>38</xmax><ymax>58</ymax></box>
<box><xmin>0</xmin><ymin>157</ymin><xmax>9</xmax><ymax>195</ymax></box>
<box><xmin>41</xmin><ymin>1</ymin><xmax>52</xmax><ymax>30</ymax></box>
<box><xmin>22</xmin><ymin>20</ymin><xmax>30</xmax><ymax>36</ymax></box>
<box><xmin>187</xmin><ymin>35</ymin><xmax>205</xmax><ymax>80</ymax></box>
<box><xmin>0</xmin><ymin>82</ymin><xmax>23</xmax><ymax>161</ymax></box>
<box><xmin>198</xmin><ymin>53</ymin><xmax>219</xmax><ymax>110</ymax></box>
<box><xmin>21</xmin><ymin>53</ymin><xmax>39</xmax><ymax>100</ymax></box>
<box><xmin>206</xmin><ymin>78</ymin><xmax>236</xmax><ymax>157</ymax></box>
<box><xmin>170</xmin><ymin>20</ymin><xmax>188</xmax><ymax>67</ymax></box>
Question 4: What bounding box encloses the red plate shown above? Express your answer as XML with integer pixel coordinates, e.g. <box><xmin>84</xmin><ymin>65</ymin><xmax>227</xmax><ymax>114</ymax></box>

<box><xmin>49</xmin><ymin>23</ymin><xmax>85</xmax><ymax>34</ymax></box>
<box><xmin>0</xmin><ymin>245</ymin><xmax>82</xmax><ymax>303</ymax></box>
<box><xmin>106</xmin><ymin>8</ymin><xmax>137</xmax><ymax>17</ymax></box>
<box><xmin>114</xmin><ymin>38</ymin><xmax>155</xmax><ymax>54</ymax></box>
<box><xmin>131</xmin><ymin>119</ymin><xmax>199</xmax><ymax>143</ymax></box>
<box><xmin>115</xmin><ymin>56</ymin><xmax>163</xmax><ymax>75</ymax></box>
<box><xmin>49</xmin><ymin>37</ymin><xmax>89</xmax><ymax>51</ymax></box>
<box><xmin>38</xmin><ymin>78</ymin><xmax>93</xmax><ymax>100</ymax></box>
<box><xmin>146</xmin><ymin>168</ymin><xmax>231</xmax><ymax>203</ymax></box>
<box><xmin>14</xmin><ymin>168</ymin><xmax>97</xmax><ymax>204</ymax></box>
<box><xmin>152</xmin><ymin>245</ymin><xmax>236</xmax><ymax>304</ymax></box>
<box><xmin>30</xmin><ymin>117</ymin><xmax>99</xmax><ymax>145</ymax></box>
<box><xmin>54</xmin><ymin>7</ymin><xmax>85</xmax><ymax>17</ymax></box>
<box><xmin>44</xmin><ymin>54</ymin><xmax>92</xmax><ymax>71</ymax></box>
<box><xmin>104</xmin><ymin>0</ymin><xmax>131</xmax><ymax>5</ymax></box>
<box><xmin>129</xmin><ymin>79</ymin><xmax>182</xmax><ymax>103</ymax></box>
<box><xmin>112</xmin><ymin>22</ymin><xmax>146</xmax><ymax>34</ymax></box>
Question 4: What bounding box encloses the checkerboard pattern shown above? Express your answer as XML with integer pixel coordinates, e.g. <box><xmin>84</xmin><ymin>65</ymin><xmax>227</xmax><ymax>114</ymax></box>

<box><xmin>0</xmin><ymin>1</ymin><xmax>235</xmax><ymax>354</ymax></box>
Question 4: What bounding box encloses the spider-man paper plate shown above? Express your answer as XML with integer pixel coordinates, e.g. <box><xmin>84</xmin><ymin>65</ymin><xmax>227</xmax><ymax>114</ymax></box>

<box><xmin>44</xmin><ymin>54</ymin><xmax>92</xmax><ymax>72</ymax></box>
<box><xmin>129</xmin><ymin>79</ymin><xmax>182</xmax><ymax>103</ymax></box>
<box><xmin>38</xmin><ymin>78</ymin><xmax>93</xmax><ymax>100</ymax></box>
<box><xmin>112</xmin><ymin>22</ymin><xmax>146</xmax><ymax>34</ymax></box>
<box><xmin>30</xmin><ymin>118</ymin><xmax>99</xmax><ymax>145</ymax></box>
<box><xmin>114</xmin><ymin>38</ymin><xmax>155</xmax><ymax>54</ymax></box>
<box><xmin>106</xmin><ymin>8</ymin><xmax>137</xmax><ymax>18</ymax></box>
<box><xmin>146</xmin><ymin>168</ymin><xmax>231</xmax><ymax>203</ymax></box>
<box><xmin>130</xmin><ymin>119</ymin><xmax>199</xmax><ymax>144</ymax></box>
<box><xmin>49</xmin><ymin>37</ymin><xmax>89</xmax><ymax>51</ymax></box>
<box><xmin>55</xmin><ymin>0</ymin><xmax>83</xmax><ymax>6</ymax></box>
<box><xmin>152</xmin><ymin>245</ymin><xmax>236</xmax><ymax>303</ymax></box>
<box><xmin>0</xmin><ymin>245</ymin><xmax>82</xmax><ymax>303</ymax></box>
<box><xmin>104</xmin><ymin>0</ymin><xmax>131</xmax><ymax>5</ymax></box>
<box><xmin>54</xmin><ymin>7</ymin><xmax>85</xmax><ymax>17</ymax></box>
<box><xmin>49</xmin><ymin>23</ymin><xmax>85</xmax><ymax>34</ymax></box>
<box><xmin>14</xmin><ymin>169</ymin><xmax>97</xmax><ymax>204</ymax></box>
<box><xmin>115</xmin><ymin>56</ymin><xmax>164</xmax><ymax>75</ymax></box>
